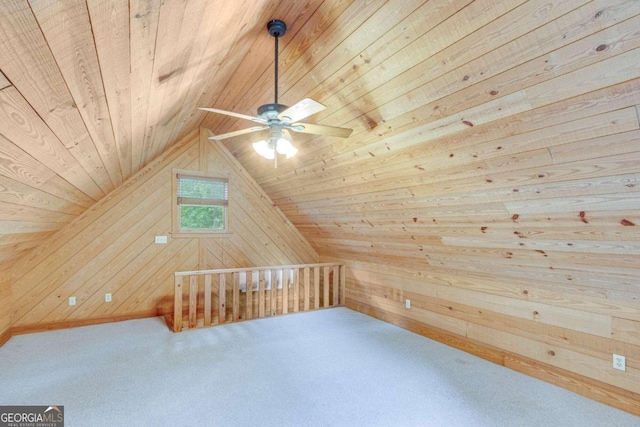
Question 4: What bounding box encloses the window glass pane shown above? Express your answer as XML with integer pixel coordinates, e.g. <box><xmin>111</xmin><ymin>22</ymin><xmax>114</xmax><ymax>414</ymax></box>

<box><xmin>180</xmin><ymin>205</ymin><xmax>225</xmax><ymax>230</ymax></box>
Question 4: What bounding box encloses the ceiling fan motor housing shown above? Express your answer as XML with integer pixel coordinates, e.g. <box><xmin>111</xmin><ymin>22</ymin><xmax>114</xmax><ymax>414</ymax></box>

<box><xmin>257</xmin><ymin>103</ymin><xmax>288</xmax><ymax>120</ymax></box>
<box><xmin>267</xmin><ymin>19</ymin><xmax>287</xmax><ymax>38</ymax></box>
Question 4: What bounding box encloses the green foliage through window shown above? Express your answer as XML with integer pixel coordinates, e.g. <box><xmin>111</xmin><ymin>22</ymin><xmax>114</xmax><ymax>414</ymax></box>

<box><xmin>180</xmin><ymin>205</ymin><xmax>224</xmax><ymax>229</ymax></box>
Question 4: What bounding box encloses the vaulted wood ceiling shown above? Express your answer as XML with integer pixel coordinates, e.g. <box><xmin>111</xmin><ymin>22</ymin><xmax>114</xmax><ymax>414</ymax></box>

<box><xmin>0</xmin><ymin>0</ymin><xmax>639</xmax><ymax>279</ymax></box>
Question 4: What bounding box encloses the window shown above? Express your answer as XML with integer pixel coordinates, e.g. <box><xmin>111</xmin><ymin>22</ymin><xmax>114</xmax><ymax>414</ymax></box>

<box><xmin>172</xmin><ymin>170</ymin><xmax>229</xmax><ymax>235</ymax></box>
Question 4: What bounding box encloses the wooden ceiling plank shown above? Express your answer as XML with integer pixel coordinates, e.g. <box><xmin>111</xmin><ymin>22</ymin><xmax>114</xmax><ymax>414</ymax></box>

<box><xmin>175</xmin><ymin>0</ymin><xmax>320</xmax><ymax>144</ymax></box>
<box><xmin>262</xmin><ymin>107</ymin><xmax>639</xmax><ymax>201</ymax></box>
<box><xmin>0</xmin><ymin>231</ymin><xmax>57</xmax><ymax>247</ymax></box>
<box><xmin>203</xmin><ymin>0</ymin><xmax>359</xmax><ymax>136</ymax></box>
<box><xmin>148</xmin><ymin>0</ymin><xmax>261</xmax><ymax>160</ymax></box>
<box><xmin>228</xmin><ymin>0</ymin><xmax>522</xmax><ymax>167</ymax></box>
<box><xmin>317</xmin><ymin>171</ymin><xmax>640</xmax><ymax>215</ymax></box>
<box><xmin>0</xmin><ymin>135</ymin><xmax>94</xmax><ymax>208</ymax></box>
<box><xmin>0</xmin><ymin>71</ymin><xmax>10</xmax><ymax>90</ymax></box>
<box><xmin>164</xmin><ymin>0</ymin><xmax>279</xmax><ymax>149</ymax></box>
<box><xmin>290</xmin><ymin>149</ymin><xmax>640</xmax><ymax>211</ymax></box>
<box><xmin>30</xmin><ymin>0</ymin><xmax>123</xmax><ymax>187</ymax></box>
<box><xmin>302</xmin><ymin>215</ymin><xmax>640</xmax><ymax>244</ymax></box>
<box><xmin>192</xmin><ymin>0</ymin><xmax>324</xmax><ymax>138</ymax></box>
<box><xmin>323</xmin><ymin>1</ymin><xmax>640</xmax><ymax>149</ymax></box>
<box><xmin>140</xmin><ymin>0</ymin><xmax>201</xmax><ymax>165</ymax></box>
<box><xmin>0</xmin><ymin>87</ymin><xmax>105</xmax><ymax>202</ymax></box>
<box><xmin>0</xmin><ymin>220</ymin><xmax>61</xmax><ymax>235</ymax></box>
<box><xmin>87</xmin><ymin>0</ymin><xmax>133</xmax><ymax>180</ymax></box>
<box><xmin>289</xmin><ymin>0</ymin><xmax>460</xmax><ymax>109</ymax></box>
<box><xmin>0</xmin><ymin>201</ymin><xmax>77</xmax><ymax>223</ymax></box>
<box><xmin>0</xmin><ymin>133</ymin><xmax>102</xmax><ymax>207</ymax></box>
<box><xmin>315</xmin><ymin>0</ymin><xmax>586</xmax><ymax>126</ymax></box>
<box><xmin>249</xmin><ymin>0</ymin><xmax>639</xmax><ymax>184</ymax></box>
<box><xmin>0</xmin><ymin>175</ymin><xmax>86</xmax><ymax>216</ymax></box>
<box><xmin>129</xmin><ymin>0</ymin><xmax>162</xmax><ymax>172</ymax></box>
<box><xmin>0</xmin><ymin>0</ymin><xmax>113</xmax><ymax>195</ymax></box>
<box><xmin>258</xmin><ymin>49</ymin><xmax>640</xmax><ymax>193</ymax></box>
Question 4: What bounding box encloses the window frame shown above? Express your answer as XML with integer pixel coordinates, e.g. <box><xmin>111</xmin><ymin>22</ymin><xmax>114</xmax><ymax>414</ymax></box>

<box><xmin>171</xmin><ymin>169</ymin><xmax>231</xmax><ymax>237</ymax></box>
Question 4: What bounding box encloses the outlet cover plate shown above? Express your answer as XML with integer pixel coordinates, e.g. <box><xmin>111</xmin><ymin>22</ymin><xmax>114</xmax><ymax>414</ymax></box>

<box><xmin>405</xmin><ymin>299</ymin><xmax>411</xmax><ymax>309</ymax></box>
<box><xmin>105</xmin><ymin>293</ymin><xmax>112</xmax><ymax>302</ymax></box>
<box><xmin>613</xmin><ymin>354</ymin><xmax>626</xmax><ymax>371</ymax></box>
<box><xmin>155</xmin><ymin>236</ymin><xmax>168</xmax><ymax>244</ymax></box>
<box><xmin>69</xmin><ymin>296</ymin><xmax>76</xmax><ymax>306</ymax></box>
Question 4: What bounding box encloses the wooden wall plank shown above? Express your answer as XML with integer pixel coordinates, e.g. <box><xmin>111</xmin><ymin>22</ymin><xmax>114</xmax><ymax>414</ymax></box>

<box><xmin>613</xmin><ymin>317</ymin><xmax>640</xmax><ymax>346</ymax></box>
<box><xmin>9</xmin><ymin>128</ymin><xmax>317</xmax><ymax>330</ymax></box>
<box><xmin>0</xmin><ymin>270</ymin><xmax>10</xmax><ymax>344</ymax></box>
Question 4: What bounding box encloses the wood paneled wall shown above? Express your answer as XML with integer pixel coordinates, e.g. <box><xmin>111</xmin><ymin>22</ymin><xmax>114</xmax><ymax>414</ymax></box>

<box><xmin>0</xmin><ymin>270</ymin><xmax>10</xmax><ymax>345</ymax></box>
<box><xmin>8</xmin><ymin>129</ymin><xmax>317</xmax><ymax>334</ymax></box>
<box><xmin>328</xmin><ymin>253</ymin><xmax>640</xmax><ymax>415</ymax></box>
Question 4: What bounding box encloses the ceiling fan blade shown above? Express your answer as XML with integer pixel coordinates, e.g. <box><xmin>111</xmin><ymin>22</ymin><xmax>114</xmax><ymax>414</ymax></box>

<box><xmin>199</xmin><ymin>107</ymin><xmax>265</xmax><ymax>124</ymax></box>
<box><xmin>208</xmin><ymin>126</ymin><xmax>269</xmax><ymax>141</ymax></box>
<box><xmin>279</xmin><ymin>98</ymin><xmax>326</xmax><ymax>123</ymax></box>
<box><xmin>291</xmin><ymin>122</ymin><xmax>353</xmax><ymax>139</ymax></box>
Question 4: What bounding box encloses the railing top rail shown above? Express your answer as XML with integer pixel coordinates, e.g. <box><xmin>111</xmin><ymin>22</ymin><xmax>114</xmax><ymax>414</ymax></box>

<box><xmin>174</xmin><ymin>262</ymin><xmax>343</xmax><ymax>277</ymax></box>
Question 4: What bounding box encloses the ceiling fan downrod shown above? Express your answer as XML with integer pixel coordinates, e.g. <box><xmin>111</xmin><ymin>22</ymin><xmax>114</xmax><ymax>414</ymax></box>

<box><xmin>267</xmin><ymin>19</ymin><xmax>286</xmax><ymax>105</ymax></box>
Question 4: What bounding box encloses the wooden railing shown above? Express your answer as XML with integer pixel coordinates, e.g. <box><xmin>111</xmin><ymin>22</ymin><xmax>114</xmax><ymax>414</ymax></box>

<box><xmin>170</xmin><ymin>263</ymin><xmax>345</xmax><ymax>332</ymax></box>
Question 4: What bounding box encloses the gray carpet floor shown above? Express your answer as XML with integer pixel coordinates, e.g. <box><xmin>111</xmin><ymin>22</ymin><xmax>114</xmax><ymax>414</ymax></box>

<box><xmin>0</xmin><ymin>308</ymin><xmax>638</xmax><ymax>426</ymax></box>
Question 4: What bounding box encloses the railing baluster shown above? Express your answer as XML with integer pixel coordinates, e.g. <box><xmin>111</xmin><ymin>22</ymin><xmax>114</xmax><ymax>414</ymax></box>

<box><xmin>332</xmin><ymin>266</ymin><xmax>339</xmax><ymax>306</ymax></box>
<box><xmin>313</xmin><ymin>267</ymin><xmax>320</xmax><ymax>310</ymax></box>
<box><xmin>293</xmin><ymin>268</ymin><xmax>300</xmax><ymax>313</ymax></box>
<box><xmin>174</xmin><ymin>276</ymin><xmax>183</xmax><ymax>332</ymax></box>
<box><xmin>259</xmin><ymin>270</ymin><xmax>266</xmax><ymax>318</ymax></box>
<box><xmin>282</xmin><ymin>269</ymin><xmax>289</xmax><ymax>314</ymax></box>
<box><xmin>246</xmin><ymin>271</ymin><xmax>253</xmax><ymax>320</ymax></box>
<box><xmin>204</xmin><ymin>274</ymin><xmax>212</xmax><ymax>327</ymax></box>
<box><xmin>233</xmin><ymin>272</ymin><xmax>240</xmax><ymax>321</ymax></box>
<box><xmin>340</xmin><ymin>265</ymin><xmax>346</xmax><ymax>306</ymax></box>
<box><xmin>303</xmin><ymin>267</ymin><xmax>310</xmax><ymax>311</ymax></box>
<box><xmin>172</xmin><ymin>263</ymin><xmax>344</xmax><ymax>332</ymax></box>
<box><xmin>323</xmin><ymin>266</ymin><xmax>330</xmax><ymax>308</ymax></box>
<box><xmin>189</xmin><ymin>275</ymin><xmax>197</xmax><ymax>328</ymax></box>
<box><xmin>270</xmin><ymin>269</ymin><xmax>277</xmax><ymax>316</ymax></box>
<box><xmin>219</xmin><ymin>273</ymin><xmax>226</xmax><ymax>324</ymax></box>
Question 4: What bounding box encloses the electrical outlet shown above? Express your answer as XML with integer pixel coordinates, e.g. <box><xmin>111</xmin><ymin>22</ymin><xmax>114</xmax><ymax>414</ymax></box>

<box><xmin>405</xmin><ymin>299</ymin><xmax>411</xmax><ymax>309</ymax></box>
<box><xmin>105</xmin><ymin>293</ymin><xmax>112</xmax><ymax>302</ymax></box>
<box><xmin>613</xmin><ymin>354</ymin><xmax>626</xmax><ymax>371</ymax></box>
<box><xmin>69</xmin><ymin>296</ymin><xmax>76</xmax><ymax>306</ymax></box>
<box><xmin>155</xmin><ymin>236</ymin><xmax>167</xmax><ymax>244</ymax></box>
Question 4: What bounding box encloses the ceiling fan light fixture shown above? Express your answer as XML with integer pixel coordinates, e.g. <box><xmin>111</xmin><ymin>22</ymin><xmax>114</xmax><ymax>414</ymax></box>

<box><xmin>276</xmin><ymin>138</ymin><xmax>297</xmax><ymax>158</ymax></box>
<box><xmin>252</xmin><ymin>140</ymin><xmax>275</xmax><ymax>159</ymax></box>
<box><xmin>199</xmin><ymin>19</ymin><xmax>352</xmax><ymax>164</ymax></box>
<box><xmin>252</xmin><ymin>137</ymin><xmax>297</xmax><ymax>160</ymax></box>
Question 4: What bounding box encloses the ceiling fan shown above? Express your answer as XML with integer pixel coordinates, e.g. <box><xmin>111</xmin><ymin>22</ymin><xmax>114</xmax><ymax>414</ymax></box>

<box><xmin>199</xmin><ymin>19</ymin><xmax>353</xmax><ymax>167</ymax></box>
